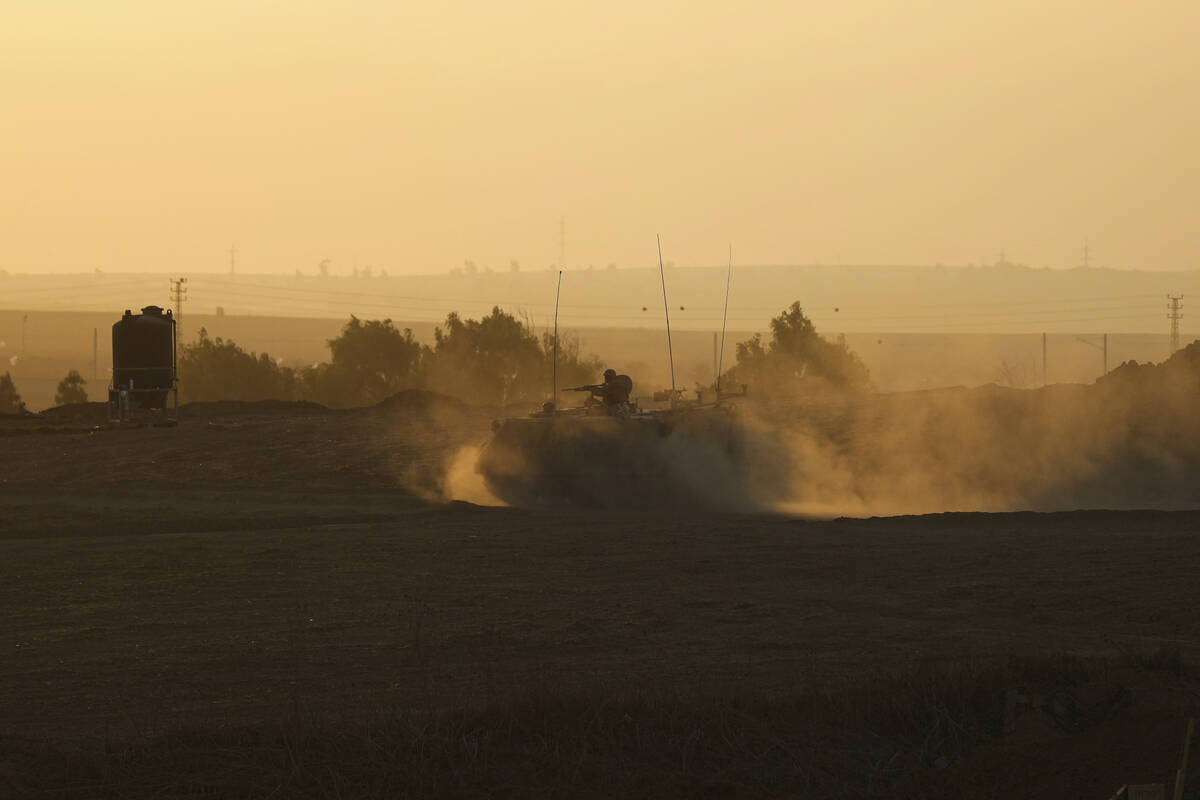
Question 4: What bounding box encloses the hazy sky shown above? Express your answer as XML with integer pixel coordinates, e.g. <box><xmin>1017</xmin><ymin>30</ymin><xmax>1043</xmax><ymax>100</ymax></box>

<box><xmin>4</xmin><ymin>1</ymin><xmax>1198</xmax><ymax>275</ymax></box>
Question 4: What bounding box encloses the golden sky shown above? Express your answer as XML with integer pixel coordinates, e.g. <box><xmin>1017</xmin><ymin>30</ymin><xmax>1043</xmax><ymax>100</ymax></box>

<box><xmin>3</xmin><ymin>0</ymin><xmax>1198</xmax><ymax>274</ymax></box>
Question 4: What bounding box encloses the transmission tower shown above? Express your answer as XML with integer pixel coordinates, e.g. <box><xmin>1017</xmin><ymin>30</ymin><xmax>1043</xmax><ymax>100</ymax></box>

<box><xmin>1168</xmin><ymin>294</ymin><xmax>1183</xmax><ymax>354</ymax></box>
<box><xmin>170</xmin><ymin>277</ymin><xmax>188</xmax><ymax>356</ymax></box>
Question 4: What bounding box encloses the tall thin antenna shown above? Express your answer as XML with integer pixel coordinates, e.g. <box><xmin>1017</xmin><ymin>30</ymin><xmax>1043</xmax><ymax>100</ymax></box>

<box><xmin>716</xmin><ymin>244</ymin><xmax>733</xmax><ymax>395</ymax></box>
<box><xmin>657</xmin><ymin>234</ymin><xmax>676</xmax><ymax>393</ymax></box>
<box><xmin>552</xmin><ymin>270</ymin><xmax>563</xmax><ymax>412</ymax></box>
<box><xmin>559</xmin><ymin>217</ymin><xmax>566</xmax><ymax>270</ymax></box>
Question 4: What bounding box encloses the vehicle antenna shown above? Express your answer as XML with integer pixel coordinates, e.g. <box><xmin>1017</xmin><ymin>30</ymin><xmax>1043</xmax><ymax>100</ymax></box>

<box><xmin>657</xmin><ymin>234</ymin><xmax>676</xmax><ymax>394</ymax></box>
<box><xmin>716</xmin><ymin>244</ymin><xmax>732</xmax><ymax>396</ymax></box>
<box><xmin>553</xmin><ymin>269</ymin><xmax>563</xmax><ymax>413</ymax></box>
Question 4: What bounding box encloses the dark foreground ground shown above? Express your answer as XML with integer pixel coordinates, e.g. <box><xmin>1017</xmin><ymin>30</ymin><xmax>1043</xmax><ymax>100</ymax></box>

<box><xmin>2</xmin><ymin>399</ymin><xmax>1199</xmax><ymax>798</ymax></box>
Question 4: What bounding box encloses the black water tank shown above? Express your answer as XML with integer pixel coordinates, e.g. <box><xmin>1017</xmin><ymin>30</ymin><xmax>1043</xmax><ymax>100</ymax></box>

<box><xmin>112</xmin><ymin>305</ymin><xmax>175</xmax><ymax>408</ymax></box>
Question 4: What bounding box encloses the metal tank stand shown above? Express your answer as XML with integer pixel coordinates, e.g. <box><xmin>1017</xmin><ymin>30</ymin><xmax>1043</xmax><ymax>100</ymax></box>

<box><xmin>106</xmin><ymin>379</ymin><xmax>180</xmax><ymax>426</ymax></box>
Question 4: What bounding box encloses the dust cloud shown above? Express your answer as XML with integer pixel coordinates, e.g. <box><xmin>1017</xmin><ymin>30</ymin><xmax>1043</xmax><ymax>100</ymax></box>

<box><xmin>740</xmin><ymin>348</ymin><xmax>1200</xmax><ymax>516</ymax></box>
<box><xmin>399</xmin><ymin>343</ymin><xmax>1200</xmax><ymax>515</ymax></box>
<box><xmin>442</xmin><ymin>446</ymin><xmax>505</xmax><ymax>506</ymax></box>
<box><xmin>379</xmin><ymin>390</ymin><xmax>504</xmax><ymax>506</ymax></box>
<box><xmin>397</xmin><ymin>443</ymin><xmax>505</xmax><ymax>507</ymax></box>
<box><xmin>625</xmin><ymin>370</ymin><xmax>1200</xmax><ymax>517</ymax></box>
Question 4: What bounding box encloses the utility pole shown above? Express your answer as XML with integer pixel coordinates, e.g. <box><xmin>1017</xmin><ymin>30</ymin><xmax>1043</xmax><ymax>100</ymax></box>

<box><xmin>93</xmin><ymin>328</ymin><xmax>98</xmax><ymax>381</ymax></box>
<box><xmin>170</xmin><ymin>277</ymin><xmax>188</xmax><ymax>356</ymax></box>
<box><xmin>1168</xmin><ymin>294</ymin><xmax>1184</xmax><ymax>355</ymax></box>
<box><xmin>229</xmin><ymin>245</ymin><xmax>236</xmax><ymax>277</ymax></box>
<box><xmin>1082</xmin><ymin>238</ymin><xmax>1090</xmax><ymax>269</ymax></box>
<box><xmin>1042</xmin><ymin>332</ymin><xmax>1047</xmax><ymax>386</ymax></box>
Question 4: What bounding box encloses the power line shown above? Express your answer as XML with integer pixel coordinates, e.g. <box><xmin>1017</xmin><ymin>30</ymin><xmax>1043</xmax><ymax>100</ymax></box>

<box><xmin>186</xmin><ymin>278</ymin><xmax>1163</xmax><ymax>322</ymax></box>
<box><xmin>118</xmin><ymin>296</ymin><xmax>1172</xmax><ymax>335</ymax></box>
<box><xmin>185</xmin><ymin>285</ymin><xmax>1162</xmax><ymax>325</ymax></box>
<box><xmin>2</xmin><ymin>273</ymin><xmax>1181</xmax><ymax>334</ymax></box>
<box><xmin>194</xmin><ymin>274</ymin><xmax>1167</xmax><ymax>315</ymax></box>
<box><xmin>179</xmin><ymin>289</ymin><xmax>1167</xmax><ymax>331</ymax></box>
<box><xmin>0</xmin><ymin>279</ymin><xmax>165</xmax><ymax>297</ymax></box>
<box><xmin>1075</xmin><ymin>333</ymin><xmax>1108</xmax><ymax>377</ymax></box>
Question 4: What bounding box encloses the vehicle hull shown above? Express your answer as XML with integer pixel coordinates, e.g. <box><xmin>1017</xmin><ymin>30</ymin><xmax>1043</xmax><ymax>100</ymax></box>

<box><xmin>476</xmin><ymin>406</ymin><xmax>753</xmax><ymax>508</ymax></box>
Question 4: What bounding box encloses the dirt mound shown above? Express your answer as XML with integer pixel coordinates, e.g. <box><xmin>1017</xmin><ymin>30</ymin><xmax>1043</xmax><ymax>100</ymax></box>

<box><xmin>179</xmin><ymin>399</ymin><xmax>336</xmax><ymax>419</ymax></box>
<box><xmin>1101</xmin><ymin>338</ymin><xmax>1200</xmax><ymax>389</ymax></box>
<box><xmin>374</xmin><ymin>388</ymin><xmax>468</xmax><ymax>415</ymax></box>
<box><xmin>37</xmin><ymin>401</ymin><xmax>109</xmax><ymax>424</ymax></box>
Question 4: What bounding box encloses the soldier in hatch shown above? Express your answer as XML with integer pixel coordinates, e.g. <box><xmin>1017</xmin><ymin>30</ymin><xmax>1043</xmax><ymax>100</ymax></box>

<box><xmin>592</xmin><ymin>368</ymin><xmax>633</xmax><ymax>412</ymax></box>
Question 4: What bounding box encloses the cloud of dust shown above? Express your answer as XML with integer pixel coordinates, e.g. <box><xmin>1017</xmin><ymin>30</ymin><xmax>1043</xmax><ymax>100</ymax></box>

<box><xmin>391</xmin><ymin>344</ymin><xmax>1200</xmax><ymax>515</ymax></box>
<box><xmin>397</xmin><ymin>440</ymin><xmax>507</xmax><ymax>507</ymax></box>
<box><xmin>731</xmin><ymin>346</ymin><xmax>1200</xmax><ymax>515</ymax></box>
<box><xmin>383</xmin><ymin>390</ymin><xmax>507</xmax><ymax>506</ymax></box>
<box><xmin>441</xmin><ymin>446</ymin><xmax>506</xmax><ymax>506</ymax></box>
<box><xmin>648</xmin><ymin>418</ymin><xmax>778</xmax><ymax>512</ymax></box>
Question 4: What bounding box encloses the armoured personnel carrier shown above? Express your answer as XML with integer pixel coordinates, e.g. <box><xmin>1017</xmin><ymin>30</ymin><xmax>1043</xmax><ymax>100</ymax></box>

<box><xmin>480</xmin><ymin>239</ymin><xmax>757</xmax><ymax>507</ymax></box>
<box><xmin>475</xmin><ymin>385</ymin><xmax>752</xmax><ymax>508</ymax></box>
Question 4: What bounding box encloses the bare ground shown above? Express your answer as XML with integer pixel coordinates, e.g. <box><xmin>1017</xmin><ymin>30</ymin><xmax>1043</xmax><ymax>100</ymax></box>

<box><xmin>2</xmin><ymin>397</ymin><xmax>1198</xmax><ymax>798</ymax></box>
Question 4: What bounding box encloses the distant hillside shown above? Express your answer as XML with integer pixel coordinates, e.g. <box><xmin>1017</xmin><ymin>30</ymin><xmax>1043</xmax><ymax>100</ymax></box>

<box><xmin>1</xmin><ymin>263</ymin><xmax>1196</xmax><ymax>336</ymax></box>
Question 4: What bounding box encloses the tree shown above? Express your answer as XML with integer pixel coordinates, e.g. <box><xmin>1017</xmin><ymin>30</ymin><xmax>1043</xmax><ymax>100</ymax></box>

<box><xmin>178</xmin><ymin>329</ymin><xmax>297</xmax><ymax>403</ymax></box>
<box><xmin>0</xmin><ymin>372</ymin><xmax>21</xmax><ymax>413</ymax></box>
<box><xmin>423</xmin><ymin>307</ymin><xmax>602</xmax><ymax>406</ymax></box>
<box><xmin>426</xmin><ymin>308</ymin><xmax>542</xmax><ymax>405</ymax></box>
<box><xmin>305</xmin><ymin>316</ymin><xmax>426</xmax><ymax>407</ymax></box>
<box><xmin>142</xmin><ymin>313</ymin><xmax>603</xmax><ymax>409</ymax></box>
<box><xmin>54</xmin><ymin>370</ymin><xmax>88</xmax><ymax>405</ymax></box>
<box><xmin>723</xmin><ymin>302</ymin><xmax>869</xmax><ymax>393</ymax></box>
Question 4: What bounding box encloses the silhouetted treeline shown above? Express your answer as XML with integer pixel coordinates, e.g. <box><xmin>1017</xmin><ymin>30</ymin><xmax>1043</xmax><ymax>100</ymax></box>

<box><xmin>177</xmin><ymin>302</ymin><xmax>869</xmax><ymax>407</ymax></box>
<box><xmin>179</xmin><ymin>307</ymin><xmax>602</xmax><ymax>407</ymax></box>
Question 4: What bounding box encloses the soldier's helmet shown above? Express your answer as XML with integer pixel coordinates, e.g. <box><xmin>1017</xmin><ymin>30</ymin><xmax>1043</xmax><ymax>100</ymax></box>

<box><xmin>603</xmin><ymin>368</ymin><xmax>616</xmax><ymax>381</ymax></box>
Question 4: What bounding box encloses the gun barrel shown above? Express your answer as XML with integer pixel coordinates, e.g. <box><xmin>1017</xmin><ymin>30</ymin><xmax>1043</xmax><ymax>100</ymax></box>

<box><xmin>564</xmin><ymin>384</ymin><xmax>603</xmax><ymax>392</ymax></box>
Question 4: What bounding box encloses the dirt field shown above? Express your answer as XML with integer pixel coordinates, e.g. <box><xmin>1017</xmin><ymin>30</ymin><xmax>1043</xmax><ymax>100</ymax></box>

<box><xmin>2</xmin><ymin>395</ymin><xmax>1199</xmax><ymax>798</ymax></box>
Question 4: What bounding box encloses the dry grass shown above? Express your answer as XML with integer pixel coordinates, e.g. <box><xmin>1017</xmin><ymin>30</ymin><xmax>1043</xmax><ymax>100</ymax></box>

<box><xmin>8</xmin><ymin>652</ymin><xmax>1188</xmax><ymax>799</ymax></box>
